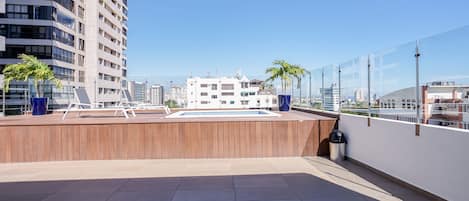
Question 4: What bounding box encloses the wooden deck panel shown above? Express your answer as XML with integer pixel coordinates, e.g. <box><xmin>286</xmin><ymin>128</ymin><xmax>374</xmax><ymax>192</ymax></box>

<box><xmin>0</xmin><ymin>111</ymin><xmax>336</xmax><ymax>163</ymax></box>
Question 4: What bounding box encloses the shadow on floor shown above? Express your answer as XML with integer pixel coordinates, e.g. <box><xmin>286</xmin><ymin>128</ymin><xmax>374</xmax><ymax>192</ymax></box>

<box><xmin>303</xmin><ymin>157</ymin><xmax>435</xmax><ymax>201</ymax></box>
<box><xmin>0</xmin><ymin>173</ymin><xmax>376</xmax><ymax>201</ymax></box>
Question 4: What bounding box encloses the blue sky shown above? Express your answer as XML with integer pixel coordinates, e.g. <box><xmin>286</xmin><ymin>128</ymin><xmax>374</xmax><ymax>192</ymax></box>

<box><xmin>127</xmin><ymin>0</ymin><xmax>469</xmax><ymax>86</ymax></box>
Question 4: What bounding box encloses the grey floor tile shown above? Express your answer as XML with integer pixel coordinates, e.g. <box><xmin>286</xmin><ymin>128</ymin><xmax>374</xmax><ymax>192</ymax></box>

<box><xmin>107</xmin><ymin>192</ymin><xmax>142</xmax><ymax>201</ymax></box>
<box><xmin>58</xmin><ymin>179</ymin><xmax>127</xmax><ymax>193</ymax></box>
<box><xmin>234</xmin><ymin>175</ymin><xmax>289</xmax><ymax>188</ymax></box>
<box><xmin>118</xmin><ymin>179</ymin><xmax>180</xmax><ymax>192</ymax></box>
<box><xmin>0</xmin><ymin>193</ymin><xmax>50</xmax><ymax>201</ymax></box>
<box><xmin>0</xmin><ymin>181</ymin><xmax>69</xmax><ymax>195</ymax></box>
<box><xmin>235</xmin><ymin>187</ymin><xmax>299</xmax><ymax>201</ymax></box>
<box><xmin>108</xmin><ymin>191</ymin><xmax>176</xmax><ymax>201</ymax></box>
<box><xmin>178</xmin><ymin>176</ymin><xmax>233</xmax><ymax>190</ymax></box>
<box><xmin>172</xmin><ymin>189</ymin><xmax>235</xmax><ymax>201</ymax></box>
<box><xmin>42</xmin><ymin>192</ymin><xmax>111</xmax><ymax>201</ymax></box>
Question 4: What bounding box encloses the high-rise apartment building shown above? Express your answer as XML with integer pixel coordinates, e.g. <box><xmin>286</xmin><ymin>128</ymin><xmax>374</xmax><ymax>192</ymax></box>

<box><xmin>0</xmin><ymin>0</ymin><xmax>128</xmax><ymax>112</ymax></box>
<box><xmin>149</xmin><ymin>84</ymin><xmax>164</xmax><ymax>105</ymax></box>
<box><xmin>321</xmin><ymin>83</ymin><xmax>340</xmax><ymax>112</ymax></box>
<box><xmin>128</xmin><ymin>81</ymin><xmax>146</xmax><ymax>103</ymax></box>
<box><xmin>165</xmin><ymin>85</ymin><xmax>186</xmax><ymax>108</ymax></box>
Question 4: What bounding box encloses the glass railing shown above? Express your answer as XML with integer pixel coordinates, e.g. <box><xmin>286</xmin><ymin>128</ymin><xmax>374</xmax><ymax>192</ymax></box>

<box><xmin>293</xmin><ymin>25</ymin><xmax>469</xmax><ymax>131</ymax></box>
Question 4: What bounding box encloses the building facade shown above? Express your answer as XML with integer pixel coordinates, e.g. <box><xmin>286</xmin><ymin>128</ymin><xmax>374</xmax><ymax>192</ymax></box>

<box><xmin>128</xmin><ymin>80</ymin><xmax>146</xmax><ymax>103</ymax></box>
<box><xmin>321</xmin><ymin>83</ymin><xmax>340</xmax><ymax>112</ymax></box>
<box><xmin>187</xmin><ymin>76</ymin><xmax>277</xmax><ymax>109</ymax></box>
<box><xmin>0</xmin><ymin>0</ymin><xmax>128</xmax><ymax>113</ymax></box>
<box><xmin>378</xmin><ymin>81</ymin><xmax>469</xmax><ymax>129</ymax></box>
<box><xmin>149</xmin><ymin>85</ymin><xmax>164</xmax><ymax>105</ymax></box>
<box><xmin>165</xmin><ymin>85</ymin><xmax>186</xmax><ymax>108</ymax></box>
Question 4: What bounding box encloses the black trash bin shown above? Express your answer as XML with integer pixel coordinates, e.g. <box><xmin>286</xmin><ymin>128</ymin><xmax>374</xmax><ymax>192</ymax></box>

<box><xmin>329</xmin><ymin>130</ymin><xmax>346</xmax><ymax>162</ymax></box>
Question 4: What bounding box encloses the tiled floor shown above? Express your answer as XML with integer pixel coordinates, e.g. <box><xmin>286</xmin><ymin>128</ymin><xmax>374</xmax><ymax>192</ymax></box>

<box><xmin>0</xmin><ymin>157</ymin><xmax>433</xmax><ymax>201</ymax></box>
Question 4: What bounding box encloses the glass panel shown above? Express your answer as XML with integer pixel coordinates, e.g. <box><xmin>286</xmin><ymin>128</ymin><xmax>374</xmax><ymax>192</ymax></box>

<box><xmin>371</xmin><ymin>42</ymin><xmax>417</xmax><ymax>122</ymax></box>
<box><xmin>340</xmin><ymin>56</ymin><xmax>369</xmax><ymax>116</ymax></box>
<box><xmin>419</xmin><ymin>25</ymin><xmax>469</xmax><ymax>129</ymax></box>
<box><xmin>322</xmin><ymin>65</ymin><xmax>339</xmax><ymax>112</ymax></box>
<box><xmin>309</xmin><ymin>68</ymin><xmax>323</xmax><ymax>110</ymax></box>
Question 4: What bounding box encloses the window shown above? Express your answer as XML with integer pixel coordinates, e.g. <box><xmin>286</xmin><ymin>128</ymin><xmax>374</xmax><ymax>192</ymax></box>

<box><xmin>221</xmin><ymin>100</ymin><xmax>227</xmax><ymax>104</ymax></box>
<box><xmin>241</xmin><ymin>82</ymin><xmax>249</xmax><ymax>88</ymax></box>
<box><xmin>221</xmin><ymin>84</ymin><xmax>234</xmax><ymax>90</ymax></box>
<box><xmin>0</xmin><ymin>45</ymin><xmax>52</xmax><ymax>59</ymax></box>
<box><xmin>79</xmin><ymin>22</ymin><xmax>85</xmax><ymax>35</ymax></box>
<box><xmin>53</xmin><ymin>27</ymin><xmax>75</xmax><ymax>47</ymax></box>
<box><xmin>200</xmin><ymin>84</ymin><xmax>208</xmax><ymax>88</ymax></box>
<box><xmin>221</xmin><ymin>92</ymin><xmax>234</xmax><ymax>96</ymax></box>
<box><xmin>211</xmin><ymin>84</ymin><xmax>217</xmax><ymax>90</ymax></box>
<box><xmin>51</xmin><ymin>66</ymin><xmax>75</xmax><ymax>81</ymax></box>
<box><xmin>230</xmin><ymin>101</ymin><xmax>235</xmax><ymax>104</ymax></box>
<box><xmin>241</xmin><ymin>92</ymin><xmax>249</xmax><ymax>97</ymax></box>
<box><xmin>2</xmin><ymin>5</ymin><xmax>59</xmax><ymax>21</ymax></box>
<box><xmin>241</xmin><ymin>100</ymin><xmax>249</xmax><ymax>105</ymax></box>
<box><xmin>78</xmin><ymin>39</ymin><xmax>85</xmax><ymax>51</ymax></box>
<box><xmin>78</xmin><ymin>55</ymin><xmax>85</xmax><ymax>66</ymax></box>
<box><xmin>57</xmin><ymin>10</ymin><xmax>75</xmax><ymax>29</ymax></box>
<box><xmin>77</xmin><ymin>6</ymin><xmax>84</xmax><ymax>19</ymax></box>
<box><xmin>200</xmin><ymin>92</ymin><xmax>208</xmax><ymax>96</ymax></box>
<box><xmin>6</xmin><ymin>5</ymin><xmax>31</xmax><ymax>19</ymax></box>
<box><xmin>201</xmin><ymin>101</ymin><xmax>209</xmax><ymax>104</ymax></box>
<box><xmin>53</xmin><ymin>0</ymin><xmax>75</xmax><ymax>12</ymax></box>
<box><xmin>52</xmin><ymin>47</ymin><xmax>75</xmax><ymax>63</ymax></box>
<box><xmin>0</xmin><ymin>25</ymin><xmax>74</xmax><ymax>47</ymax></box>
<box><xmin>78</xmin><ymin>71</ymin><xmax>85</xmax><ymax>82</ymax></box>
<box><xmin>211</xmin><ymin>95</ymin><xmax>217</xmax><ymax>99</ymax></box>
<box><xmin>35</xmin><ymin>6</ymin><xmax>56</xmax><ymax>20</ymax></box>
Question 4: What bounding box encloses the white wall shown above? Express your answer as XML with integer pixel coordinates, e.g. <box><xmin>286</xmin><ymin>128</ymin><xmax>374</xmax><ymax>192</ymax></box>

<box><xmin>339</xmin><ymin>114</ymin><xmax>469</xmax><ymax>201</ymax></box>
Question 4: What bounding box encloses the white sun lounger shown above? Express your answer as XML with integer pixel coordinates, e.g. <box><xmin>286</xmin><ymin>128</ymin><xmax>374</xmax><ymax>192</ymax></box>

<box><xmin>62</xmin><ymin>88</ymin><xmax>136</xmax><ymax>120</ymax></box>
<box><xmin>121</xmin><ymin>89</ymin><xmax>171</xmax><ymax>114</ymax></box>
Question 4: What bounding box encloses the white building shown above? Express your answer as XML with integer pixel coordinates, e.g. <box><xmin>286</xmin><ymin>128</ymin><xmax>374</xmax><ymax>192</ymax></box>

<box><xmin>354</xmin><ymin>88</ymin><xmax>366</xmax><ymax>102</ymax></box>
<box><xmin>378</xmin><ymin>81</ymin><xmax>469</xmax><ymax>129</ymax></box>
<box><xmin>0</xmin><ymin>0</ymin><xmax>128</xmax><ymax>110</ymax></box>
<box><xmin>128</xmin><ymin>81</ymin><xmax>146</xmax><ymax>103</ymax></box>
<box><xmin>187</xmin><ymin>76</ymin><xmax>277</xmax><ymax>109</ymax></box>
<box><xmin>166</xmin><ymin>86</ymin><xmax>186</xmax><ymax>108</ymax></box>
<box><xmin>321</xmin><ymin>84</ymin><xmax>340</xmax><ymax>112</ymax></box>
<box><xmin>149</xmin><ymin>85</ymin><xmax>164</xmax><ymax>105</ymax></box>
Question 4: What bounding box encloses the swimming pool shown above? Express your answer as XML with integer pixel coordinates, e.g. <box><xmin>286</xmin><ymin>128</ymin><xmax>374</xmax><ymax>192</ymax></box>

<box><xmin>165</xmin><ymin>109</ymin><xmax>281</xmax><ymax>118</ymax></box>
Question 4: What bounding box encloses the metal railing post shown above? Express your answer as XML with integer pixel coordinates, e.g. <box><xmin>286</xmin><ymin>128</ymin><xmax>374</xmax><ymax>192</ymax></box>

<box><xmin>367</xmin><ymin>55</ymin><xmax>372</xmax><ymax>127</ymax></box>
<box><xmin>299</xmin><ymin>77</ymin><xmax>302</xmax><ymax>106</ymax></box>
<box><xmin>322</xmin><ymin>67</ymin><xmax>325</xmax><ymax>110</ymax></box>
<box><xmin>308</xmin><ymin>71</ymin><xmax>312</xmax><ymax>106</ymax></box>
<box><xmin>415</xmin><ymin>41</ymin><xmax>421</xmax><ymax>136</ymax></box>
<box><xmin>338</xmin><ymin>65</ymin><xmax>342</xmax><ymax>113</ymax></box>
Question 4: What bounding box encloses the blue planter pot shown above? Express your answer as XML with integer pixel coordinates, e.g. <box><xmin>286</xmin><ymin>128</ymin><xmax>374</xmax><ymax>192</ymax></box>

<box><xmin>278</xmin><ymin>95</ymin><xmax>291</xmax><ymax>111</ymax></box>
<box><xmin>31</xmin><ymin>97</ymin><xmax>48</xmax><ymax>116</ymax></box>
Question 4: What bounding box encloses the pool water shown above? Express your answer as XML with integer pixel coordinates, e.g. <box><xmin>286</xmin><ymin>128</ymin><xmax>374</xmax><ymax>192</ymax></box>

<box><xmin>165</xmin><ymin>110</ymin><xmax>281</xmax><ymax>118</ymax></box>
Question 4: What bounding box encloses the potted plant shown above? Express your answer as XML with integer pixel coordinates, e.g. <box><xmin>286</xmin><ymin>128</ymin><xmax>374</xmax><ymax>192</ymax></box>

<box><xmin>266</xmin><ymin>60</ymin><xmax>306</xmax><ymax>111</ymax></box>
<box><xmin>2</xmin><ymin>54</ymin><xmax>62</xmax><ymax>115</ymax></box>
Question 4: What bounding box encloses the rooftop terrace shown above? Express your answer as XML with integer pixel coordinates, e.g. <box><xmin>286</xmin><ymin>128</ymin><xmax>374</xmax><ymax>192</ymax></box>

<box><xmin>0</xmin><ymin>108</ymin><xmax>455</xmax><ymax>200</ymax></box>
<box><xmin>0</xmin><ymin>157</ymin><xmax>432</xmax><ymax>201</ymax></box>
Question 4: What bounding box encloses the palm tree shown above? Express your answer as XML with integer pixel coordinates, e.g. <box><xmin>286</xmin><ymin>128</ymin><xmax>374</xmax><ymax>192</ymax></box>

<box><xmin>3</xmin><ymin>54</ymin><xmax>62</xmax><ymax>98</ymax></box>
<box><xmin>265</xmin><ymin>60</ymin><xmax>307</xmax><ymax>94</ymax></box>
